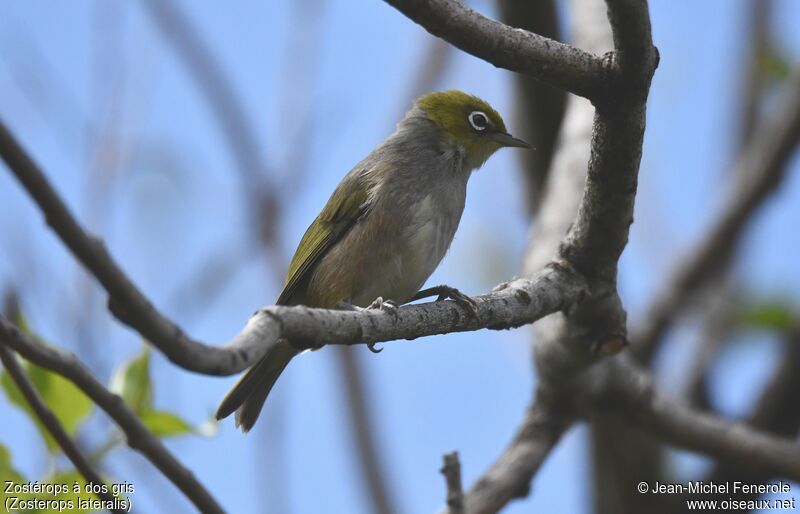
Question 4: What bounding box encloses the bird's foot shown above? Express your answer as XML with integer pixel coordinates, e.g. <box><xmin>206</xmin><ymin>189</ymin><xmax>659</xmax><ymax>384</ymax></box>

<box><xmin>410</xmin><ymin>285</ymin><xmax>479</xmax><ymax>317</ymax></box>
<box><xmin>363</xmin><ymin>297</ymin><xmax>401</xmax><ymax>354</ymax></box>
<box><xmin>367</xmin><ymin>296</ymin><xmax>399</xmax><ymax>316</ymax></box>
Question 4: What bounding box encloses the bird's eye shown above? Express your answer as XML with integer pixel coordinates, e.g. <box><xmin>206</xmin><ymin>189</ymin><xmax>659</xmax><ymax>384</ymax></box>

<box><xmin>468</xmin><ymin>111</ymin><xmax>488</xmax><ymax>131</ymax></box>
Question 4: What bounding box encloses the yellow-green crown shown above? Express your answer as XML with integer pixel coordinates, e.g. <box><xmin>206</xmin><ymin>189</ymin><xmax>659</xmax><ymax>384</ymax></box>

<box><xmin>416</xmin><ymin>90</ymin><xmax>508</xmax><ymax>140</ymax></box>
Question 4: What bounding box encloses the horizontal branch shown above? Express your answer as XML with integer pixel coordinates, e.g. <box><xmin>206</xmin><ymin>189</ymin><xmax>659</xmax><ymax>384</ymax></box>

<box><xmin>599</xmin><ymin>359</ymin><xmax>800</xmax><ymax>482</ymax></box>
<box><xmin>0</xmin><ymin>316</ymin><xmax>225</xmax><ymax>514</ymax></box>
<box><xmin>639</xmin><ymin>391</ymin><xmax>800</xmax><ymax>481</ymax></box>
<box><xmin>239</xmin><ymin>267</ymin><xmax>584</xmax><ymax>347</ymax></box>
<box><xmin>0</xmin><ymin>119</ymin><xmax>588</xmax><ymax>376</ymax></box>
<box><xmin>0</xmin><ymin>344</ymin><xmax>123</xmax><ymax>513</ymax></box>
<box><xmin>633</xmin><ymin>64</ymin><xmax>800</xmax><ymax>363</ymax></box>
<box><xmin>383</xmin><ymin>0</ymin><xmax>610</xmax><ymax>100</ymax></box>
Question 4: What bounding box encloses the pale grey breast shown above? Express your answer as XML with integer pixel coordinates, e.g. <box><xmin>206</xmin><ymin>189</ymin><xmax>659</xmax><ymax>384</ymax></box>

<box><xmin>348</xmin><ymin>146</ymin><xmax>469</xmax><ymax>306</ymax></box>
<box><xmin>308</xmin><ymin>113</ymin><xmax>471</xmax><ymax>307</ymax></box>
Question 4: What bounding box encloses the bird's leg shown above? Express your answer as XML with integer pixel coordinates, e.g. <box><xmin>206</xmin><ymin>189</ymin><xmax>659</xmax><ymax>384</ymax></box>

<box><xmin>409</xmin><ymin>285</ymin><xmax>479</xmax><ymax>317</ymax></box>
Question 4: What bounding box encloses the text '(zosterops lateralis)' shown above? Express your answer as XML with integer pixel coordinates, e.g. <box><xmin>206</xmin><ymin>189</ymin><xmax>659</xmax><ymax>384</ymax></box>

<box><xmin>216</xmin><ymin>90</ymin><xmax>530</xmax><ymax>432</ymax></box>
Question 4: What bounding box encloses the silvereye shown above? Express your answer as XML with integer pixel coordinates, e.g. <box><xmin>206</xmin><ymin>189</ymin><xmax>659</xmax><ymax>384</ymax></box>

<box><xmin>216</xmin><ymin>90</ymin><xmax>530</xmax><ymax>432</ymax></box>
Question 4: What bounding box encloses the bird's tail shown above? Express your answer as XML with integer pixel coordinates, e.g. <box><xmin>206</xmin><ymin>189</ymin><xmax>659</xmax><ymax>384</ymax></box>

<box><xmin>215</xmin><ymin>339</ymin><xmax>298</xmax><ymax>432</ymax></box>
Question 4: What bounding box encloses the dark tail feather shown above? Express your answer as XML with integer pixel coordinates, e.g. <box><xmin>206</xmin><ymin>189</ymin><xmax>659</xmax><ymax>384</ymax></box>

<box><xmin>215</xmin><ymin>340</ymin><xmax>296</xmax><ymax>432</ymax></box>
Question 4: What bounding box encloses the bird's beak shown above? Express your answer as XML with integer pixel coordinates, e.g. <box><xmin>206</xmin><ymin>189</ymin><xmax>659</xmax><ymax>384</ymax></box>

<box><xmin>491</xmin><ymin>131</ymin><xmax>532</xmax><ymax>149</ymax></box>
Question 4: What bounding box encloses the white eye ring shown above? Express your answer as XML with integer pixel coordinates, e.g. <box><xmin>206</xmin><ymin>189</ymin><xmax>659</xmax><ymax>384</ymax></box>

<box><xmin>468</xmin><ymin>111</ymin><xmax>489</xmax><ymax>131</ymax></box>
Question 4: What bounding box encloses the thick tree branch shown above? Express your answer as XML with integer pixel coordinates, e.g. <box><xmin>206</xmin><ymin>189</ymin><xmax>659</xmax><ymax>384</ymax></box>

<box><xmin>0</xmin><ymin>316</ymin><xmax>225</xmax><ymax>514</ymax></box>
<box><xmin>559</xmin><ymin>0</ymin><xmax>657</xmax><ymax>286</ymax></box>
<box><xmin>453</xmin><ymin>1</ymin><xmax>657</xmax><ymax>511</ymax></box>
<box><xmin>382</xmin><ymin>0</ymin><xmax>610</xmax><ymax>100</ymax></box>
<box><xmin>534</xmin><ymin>0</ymin><xmax>656</xmax><ymax>389</ymax></box>
<box><xmin>0</xmin><ymin>344</ymin><xmax>124</xmax><ymax>513</ymax></box>
<box><xmin>633</xmin><ymin>64</ymin><xmax>800</xmax><ymax>363</ymax></box>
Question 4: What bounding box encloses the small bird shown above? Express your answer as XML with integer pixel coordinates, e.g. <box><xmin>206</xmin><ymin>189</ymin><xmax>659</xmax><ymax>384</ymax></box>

<box><xmin>216</xmin><ymin>90</ymin><xmax>530</xmax><ymax>432</ymax></box>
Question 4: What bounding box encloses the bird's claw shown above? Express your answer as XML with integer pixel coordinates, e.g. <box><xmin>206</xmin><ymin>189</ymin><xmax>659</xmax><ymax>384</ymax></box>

<box><xmin>367</xmin><ymin>342</ymin><xmax>384</xmax><ymax>354</ymax></box>
<box><xmin>442</xmin><ymin>287</ymin><xmax>479</xmax><ymax>318</ymax></box>
<box><xmin>367</xmin><ymin>296</ymin><xmax>399</xmax><ymax>316</ymax></box>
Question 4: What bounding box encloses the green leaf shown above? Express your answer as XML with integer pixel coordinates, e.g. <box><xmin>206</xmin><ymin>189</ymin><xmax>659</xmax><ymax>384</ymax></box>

<box><xmin>108</xmin><ymin>345</ymin><xmax>203</xmax><ymax>440</ymax></box>
<box><xmin>0</xmin><ymin>442</ymin><xmax>26</xmax><ymax>483</ymax></box>
<box><xmin>109</xmin><ymin>346</ymin><xmax>153</xmax><ymax>414</ymax></box>
<box><xmin>1</xmin><ymin>356</ymin><xmax>93</xmax><ymax>453</ymax></box>
<box><xmin>736</xmin><ymin>298</ymin><xmax>794</xmax><ymax>332</ymax></box>
<box><xmin>139</xmin><ymin>409</ymin><xmax>194</xmax><ymax>438</ymax></box>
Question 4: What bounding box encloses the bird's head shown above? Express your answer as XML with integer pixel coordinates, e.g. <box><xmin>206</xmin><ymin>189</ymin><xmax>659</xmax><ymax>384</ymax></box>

<box><xmin>416</xmin><ymin>90</ymin><xmax>530</xmax><ymax>169</ymax></box>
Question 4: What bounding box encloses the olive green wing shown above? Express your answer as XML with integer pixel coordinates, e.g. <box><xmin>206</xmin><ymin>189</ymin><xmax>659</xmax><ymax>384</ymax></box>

<box><xmin>276</xmin><ymin>174</ymin><xmax>370</xmax><ymax>306</ymax></box>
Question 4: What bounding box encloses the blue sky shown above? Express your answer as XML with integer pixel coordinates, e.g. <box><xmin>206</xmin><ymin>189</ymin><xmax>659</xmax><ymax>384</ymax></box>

<box><xmin>1</xmin><ymin>1</ymin><xmax>799</xmax><ymax>513</ymax></box>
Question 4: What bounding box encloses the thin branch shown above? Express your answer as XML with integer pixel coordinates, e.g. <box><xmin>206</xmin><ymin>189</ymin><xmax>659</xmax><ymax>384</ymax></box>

<box><xmin>0</xmin><ymin>120</ymin><xmax>587</xmax><ymax>375</ymax></box>
<box><xmin>440</xmin><ymin>451</ymin><xmax>464</xmax><ymax>514</ymax></box>
<box><xmin>704</xmin><ymin>315</ymin><xmax>800</xmax><ymax>495</ymax></box>
<box><xmin>0</xmin><ymin>345</ymin><xmax>125</xmax><ymax>513</ymax></box>
<box><xmin>382</xmin><ymin>0</ymin><xmax>610</xmax><ymax>100</ymax></box>
<box><xmin>0</xmin><ymin>315</ymin><xmax>225</xmax><ymax>514</ymax></box>
<box><xmin>140</xmin><ymin>0</ymin><xmax>264</xmax><ymax>186</ymax></box>
<box><xmin>613</xmin><ymin>361</ymin><xmax>800</xmax><ymax>481</ymax></box>
<box><xmin>633</xmin><ymin>64</ymin><xmax>800</xmax><ymax>363</ymax></box>
<box><xmin>139</xmin><ymin>0</ymin><xmax>292</xmax><ymax>274</ymax></box>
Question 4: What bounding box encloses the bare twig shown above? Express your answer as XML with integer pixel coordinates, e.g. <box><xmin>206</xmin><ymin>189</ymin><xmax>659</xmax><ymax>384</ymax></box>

<box><xmin>737</xmin><ymin>0</ymin><xmax>771</xmax><ymax>146</ymax></box>
<box><xmin>440</xmin><ymin>451</ymin><xmax>464</xmax><ymax>514</ymax></box>
<box><xmin>382</xmin><ymin>0</ymin><xmax>610</xmax><ymax>100</ymax></box>
<box><xmin>0</xmin><ymin>315</ymin><xmax>225</xmax><ymax>514</ymax></box>
<box><xmin>0</xmin><ymin>345</ymin><xmax>124</xmax><ymax>513</ymax></box>
<box><xmin>633</xmin><ymin>64</ymin><xmax>800</xmax><ymax>363</ymax></box>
